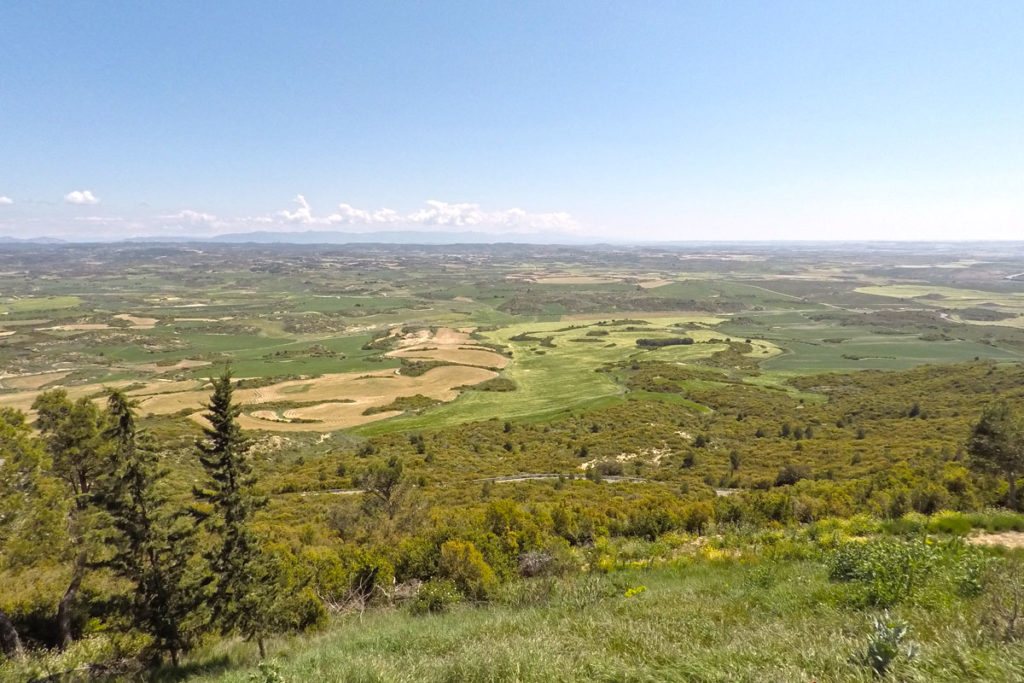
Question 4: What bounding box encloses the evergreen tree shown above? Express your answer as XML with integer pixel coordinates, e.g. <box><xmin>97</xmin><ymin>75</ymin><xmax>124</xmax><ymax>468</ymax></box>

<box><xmin>968</xmin><ymin>400</ymin><xmax>1024</xmax><ymax>510</ymax></box>
<box><xmin>32</xmin><ymin>390</ymin><xmax>106</xmax><ymax>503</ymax></box>
<box><xmin>97</xmin><ymin>390</ymin><xmax>199</xmax><ymax>665</ymax></box>
<box><xmin>193</xmin><ymin>369</ymin><xmax>274</xmax><ymax>656</ymax></box>
<box><xmin>30</xmin><ymin>390</ymin><xmax>106</xmax><ymax>647</ymax></box>
<box><xmin>0</xmin><ymin>408</ymin><xmax>67</xmax><ymax>658</ymax></box>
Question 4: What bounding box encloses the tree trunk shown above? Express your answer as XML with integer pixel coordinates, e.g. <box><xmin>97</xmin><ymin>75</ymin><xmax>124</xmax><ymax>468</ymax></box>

<box><xmin>57</xmin><ymin>551</ymin><xmax>87</xmax><ymax>648</ymax></box>
<box><xmin>1009</xmin><ymin>475</ymin><xmax>1018</xmax><ymax>511</ymax></box>
<box><xmin>0</xmin><ymin>608</ymin><xmax>24</xmax><ymax>659</ymax></box>
<box><xmin>258</xmin><ymin>637</ymin><xmax>266</xmax><ymax>659</ymax></box>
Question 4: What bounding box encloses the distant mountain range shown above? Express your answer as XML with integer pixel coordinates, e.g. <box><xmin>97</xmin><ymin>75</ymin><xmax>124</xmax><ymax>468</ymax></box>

<box><xmin>0</xmin><ymin>230</ymin><xmax>600</xmax><ymax>246</ymax></box>
<box><xmin>134</xmin><ymin>229</ymin><xmax>600</xmax><ymax>245</ymax></box>
<box><xmin>0</xmin><ymin>235</ymin><xmax>68</xmax><ymax>244</ymax></box>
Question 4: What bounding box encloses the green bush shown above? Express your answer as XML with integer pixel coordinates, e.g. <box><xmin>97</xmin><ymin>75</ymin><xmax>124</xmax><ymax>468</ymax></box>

<box><xmin>439</xmin><ymin>540</ymin><xmax>497</xmax><ymax>600</ymax></box>
<box><xmin>828</xmin><ymin>538</ymin><xmax>938</xmax><ymax>607</ymax></box>
<box><xmin>410</xmin><ymin>579</ymin><xmax>461</xmax><ymax>615</ymax></box>
<box><xmin>928</xmin><ymin>511</ymin><xmax>972</xmax><ymax>536</ymax></box>
<box><xmin>965</xmin><ymin>510</ymin><xmax>1024</xmax><ymax>532</ymax></box>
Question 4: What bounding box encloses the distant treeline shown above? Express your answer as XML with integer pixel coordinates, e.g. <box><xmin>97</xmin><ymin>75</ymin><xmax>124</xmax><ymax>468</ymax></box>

<box><xmin>635</xmin><ymin>337</ymin><xmax>694</xmax><ymax>348</ymax></box>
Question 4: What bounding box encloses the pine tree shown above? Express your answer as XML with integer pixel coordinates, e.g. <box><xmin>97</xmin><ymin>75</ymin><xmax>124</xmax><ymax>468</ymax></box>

<box><xmin>97</xmin><ymin>390</ymin><xmax>199</xmax><ymax>665</ymax></box>
<box><xmin>32</xmin><ymin>389</ymin><xmax>106</xmax><ymax>503</ymax></box>
<box><xmin>30</xmin><ymin>390</ymin><xmax>106</xmax><ymax>647</ymax></box>
<box><xmin>968</xmin><ymin>400</ymin><xmax>1024</xmax><ymax>510</ymax></box>
<box><xmin>0</xmin><ymin>407</ymin><xmax>67</xmax><ymax>658</ymax></box>
<box><xmin>193</xmin><ymin>369</ymin><xmax>275</xmax><ymax>657</ymax></box>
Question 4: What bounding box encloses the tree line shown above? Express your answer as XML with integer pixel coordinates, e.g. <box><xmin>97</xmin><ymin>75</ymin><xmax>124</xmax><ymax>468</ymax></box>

<box><xmin>0</xmin><ymin>370</ymin><xmax>280</xmax><ymax>665</ymax></box>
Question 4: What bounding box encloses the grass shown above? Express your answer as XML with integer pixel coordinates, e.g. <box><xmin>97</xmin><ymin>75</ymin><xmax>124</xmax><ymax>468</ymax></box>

<box><xmin>174</xmin><ymin>558</ymin><xmax>1024</xmax><ymax>683</ymax></box>
<box><xmin>855</xmin><ymin>284</ymin><xmax>1024</xmax><ymax>311</ymax></box>
<box><xmin>0</xmin><ymin>295</ymin><xmax>81</xmax><ymax>313</ymax></box>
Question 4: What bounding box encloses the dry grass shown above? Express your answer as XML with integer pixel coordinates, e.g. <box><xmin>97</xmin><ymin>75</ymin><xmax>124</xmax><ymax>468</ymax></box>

<box><xmin>114</xmin><ymin>313</ymin><xmax>159</xmax><ymax>328</ymax></box>
<box><xmin>0</xmin><ymin>371</ymin><xmax>72</xmax><ymax>390</ymax></box>
<box><xmin>0</xmin><ymin>380</ymin><xmax>134</xmax><ymax>412</ymax></box>
<box><xmin>149</xmin><ymin>364</ymin><xmax>498</xmax><ymax>430</ymax></box>
<box><xmin>385</xmin><ymin>327</ymin><xmax>509</xmax><ymax>369</ymax></box>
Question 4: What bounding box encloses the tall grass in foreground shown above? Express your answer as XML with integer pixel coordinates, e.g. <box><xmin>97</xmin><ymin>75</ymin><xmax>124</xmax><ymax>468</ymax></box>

<box><xmin>172</xmin><ymin>549</ymin><xmax>1023</xmax><ymax>683</ymax></box>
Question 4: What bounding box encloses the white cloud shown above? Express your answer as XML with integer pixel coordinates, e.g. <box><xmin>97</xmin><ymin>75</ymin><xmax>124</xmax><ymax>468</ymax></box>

<box><xmin>272</xmin><ymin>196</ymin><xmax>577</xmax><ymax>231</ymax></box>
<box><xmin>64</xmin><ymin>190</ymin><xmax>100</xmax><ymax>205</ymax></box>
<box><xmin>166</xmin><ymin>209</ymin><xmax>221</xmax><ymax>227</ymax></box>
<box><xmin>0</xmin><ymin>196</ymin><xmax>12</xmax><ymax>205</ymax></box>
<box><xmin>277</xmin><ymin>194</ymin><xmax>316</xmax><ymax>224</ymax></box>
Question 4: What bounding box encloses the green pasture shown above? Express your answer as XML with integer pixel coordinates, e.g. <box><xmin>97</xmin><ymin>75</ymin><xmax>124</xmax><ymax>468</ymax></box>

<box><xmin>0</xmin><ymin>295</ymin><xmax>81</xmax><ymax>314</ymax></box>
<box><xmin>856</xmin><ymin>284</ymin><xmax>1024</xmax><ymax>312</ymax></box>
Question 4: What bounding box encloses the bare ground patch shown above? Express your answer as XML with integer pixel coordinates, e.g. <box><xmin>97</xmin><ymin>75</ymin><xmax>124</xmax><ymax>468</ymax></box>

<box><xmin>968</xmin><ymin>531</ymin><xmax>1024</xmax><ymax>549</ymax></box>
<box><xmin>114</xmin><ymin>313</ymin><xmax>159</xmax><ymax>329</ymax></box>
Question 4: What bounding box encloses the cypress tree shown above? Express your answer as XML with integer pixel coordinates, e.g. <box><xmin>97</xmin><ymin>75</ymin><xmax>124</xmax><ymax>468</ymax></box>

<box><xmin>193</xmin><ymin>368</ymin><xmax>275</xmax><ymax>657</ymax></box>
<box><xmin>98</xmin><ymin>390</ymin><xmax>199</xmax><ymax>665</ymax></box>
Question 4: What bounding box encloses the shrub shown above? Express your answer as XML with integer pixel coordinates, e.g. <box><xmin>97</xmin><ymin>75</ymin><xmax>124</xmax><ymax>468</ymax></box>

<box><xmin>410</xmin><ymin>579</ymin><xmax>461</xmax><ymax>615</ymax></box>
<box><xmin>828</xmin><ymin>539</ymin><xmax>938</xmax><ymax>607</ymax></box>
<box><xmin>439</xmin><ymin>540</ymin><xmax>497</xmax><ymax>600</ymax></box>
<box><xmin>774</xmin><ymin>463</ymin><xmax>810</xmax><ymax>487</ymax></box>
<box><xmin>928</xmin><ymin>511</ymin><xmax>972</xmax><ymax>536</ymax></box>
<box><xmin>518</xmin><ymin>551</ymin><xmax>555</xmax><ymax>578</ymax></box>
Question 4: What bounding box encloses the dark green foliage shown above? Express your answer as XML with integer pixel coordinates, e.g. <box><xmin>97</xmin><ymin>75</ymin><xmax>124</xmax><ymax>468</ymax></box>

<box><xmin>193</xmin><ymin>369</ymin><xmax>275</xmax><ymax>653</ymax></box>
<box><xmin>398</xmin><ymin>358</ymin><xmax>455</xmax><ymax>376</ymax></box>
<box><xmin>356</xmin><ymin>456</ymin><xmax>407</xmax><ymax>519</ymax></box>
<box><xmin>461</xmin><ymin>377</ymin><xmax>517</xmax><ymax>392</ymax></box>
<box><xmin>32</xmin><ymin>389</ymin><xmax>106</xmax><ymax>505</ymax></box>
<box><xmin>96</xmin><ymin>390</ymin><xmax>199</xmax><ymax>665</ymax></box>
<box><xmin>774</xmin><ymin>463</ymin><xmax>811</xmax><ymax>487</ymax></box>
<box><xmin>362</xmin><ymin>394</ymin><xmax>441</xmax><ymax>415</ymax></box>
<box><xmin>635</xmin><ymin>337</ymin><xmax>693</xmax><ymax>348</ymax></box>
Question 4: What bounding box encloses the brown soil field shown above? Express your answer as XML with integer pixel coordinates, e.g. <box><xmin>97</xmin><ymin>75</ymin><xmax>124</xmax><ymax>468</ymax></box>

<box><xmin>0</xmin><ymin>371</ymin><xmax>72</xmax><ymax>390</ymax></box>
<box><xmin>637</xmin><ymin>279</ymin><xmax>674</xmax><ymax>289</ymax></box>
<box><xmin>0</xmin><ymin>380</ymin><xmax>134</xmax><ymax>413</ymax></box>
<box><xmin>384</xmin><ymin>326</ymin><xmax>508</xmax><ymax>369</ymax></box>
<box><xmin>142</xmin><ymin>364</ymin><xmax>497</xmax><ymax>424</ymax></box>
<box><xmin>127</xmin><ymin>379</ymin><xmax>206</xmax><ymax>396</ymax></box>
<box><xmin>114</xmin><ymin>313</ymin><xmax>159</xmax><ymax>328</ymax></box>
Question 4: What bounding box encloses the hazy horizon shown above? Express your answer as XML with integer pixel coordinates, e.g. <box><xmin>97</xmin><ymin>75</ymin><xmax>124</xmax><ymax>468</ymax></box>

<box><xmin>2</xmin><ymin>2</ymin><xmax>1022</xmax><ymax>242</ymax></box>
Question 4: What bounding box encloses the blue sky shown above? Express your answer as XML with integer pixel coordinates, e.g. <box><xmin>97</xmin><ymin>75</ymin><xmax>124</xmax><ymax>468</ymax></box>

<box><xmin>1</xmin><ymin>1</ymin><xmax>1022</xmax><ymax>241</ymax></box>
